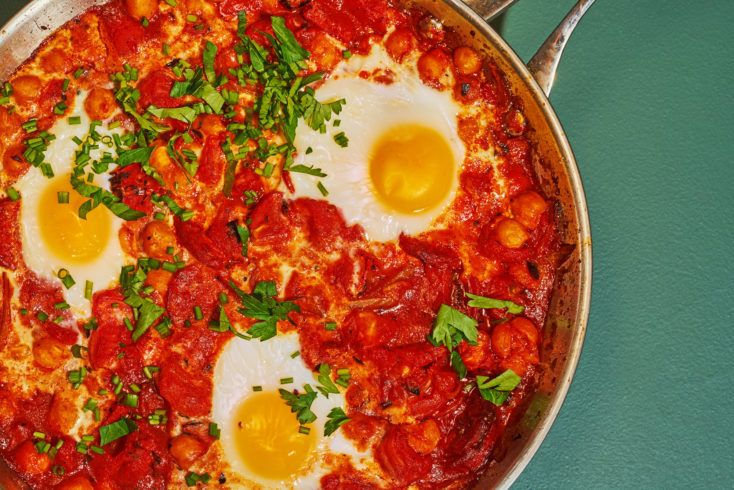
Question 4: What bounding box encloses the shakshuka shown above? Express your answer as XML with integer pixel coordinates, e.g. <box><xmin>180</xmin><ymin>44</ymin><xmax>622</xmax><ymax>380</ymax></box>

<box><xmin>0</xmin><ymin>0</ymin><xmax>563</xmax><ymax>488</ymax></box>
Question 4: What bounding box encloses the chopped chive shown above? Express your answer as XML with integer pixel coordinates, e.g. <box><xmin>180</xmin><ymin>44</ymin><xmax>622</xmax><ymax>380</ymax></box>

<box><xmin>32</xmin><ymin>431</ymin><xmax>46</xmax><ymax>439</ymax></box>
<box><xmin>6</xmin><ymin>187</ymin><xmax>20</xmax><ymax>201</ymax></box>
<box><xmin>130</xmin><ymin>384</ymin><xmax>141</xmax><ymax>393</ymax></box>
<box><xmin>143</xmin><ymin>366</ymin><xmax>159</xmax><ymax>378</ymax></box>
<box><xmin>57</xmin><ymin>191</ymin><xmax>69</xmax><ymax>203</ymax></box>
<box><xmin>73</xmin><ymin>67</ymin><xmax>84</xmax><ymax>79</ymax></box>
<box><xmin>193</xmin><ymin>306</ymin><xmax>203</xmax><ymax>320</ymax></box>
<box><xmin>165</xmin><ymin>246</ymin><xmax>174</xmax><ymax>255</ymax></box>
<box><xmin>90</xmin><ymin>445</ymin><xmax>104</xmax><ymax>455</ymax></box>
<box><xmin>298</xmin><ymin>426</ymin><xmax>311</xmax><ymax>435</ymax></box>
<box><xmin>317</xmin><ymin>181</ymin><xmax>328</xmax><ymax>197</ymax></box>
<box><xmin>164</xmin><ymin>0</ymin><xmax>177</xmax><ymax>6</ymax></box>
<box><xmin>342</xmin><ymin>50</ymin><xmax>352</xmax><ymax>59</ymax></box>
<box><xmin>154</xmin><ymin>211</ymin><xmax>166</xmax><ymax>220</ymax></box>
<box><xmin>262</xmin><ymin>162</ymin><xmax>274</xmax><ymax>178</ymax></box>
<box><xmin>141</xmin><ymin>17</ymin><xmax>149</xmax><ymax>28</ymax></box>
<box><xmin>94</xmin><ymin>407</ymin><xmax>101</xmax><ymax>421</ymax></box>
<box><xmin>54</xmin><ymin>301</ymin><xmax>70</xmax><ymax>310</ymax></box>
<box><xmin>84</xmin><ymin>280</ymin><xmax>93</xmax><ymax>300</ymax></box>
<box><xmin>52</xmin><ymin>465</ymin><xmax>65</xmax><ymax>476</ymax></box>
<box><xmin>162</xmin><ymin>43</ymin><xmax>170</xmax><ymax>56</ymax></box>
<box><xmin>218</xmin><ymin>292</ymin><xmax>228</xmax><ymax>305</ymax></box>
<box><xmin>36</xmin><ymin>311</ymin><xmax>48</xmax><ymax>322</ymax></box>
<box><xmin>82</xmin><ymin>435</ymin><xmax>94</xmax><ymax>442</ymax></box>
<box><xmin>141</xmin><ymin>285</ymin><xmax>154</xmax><ymax>295</ymax></box>
<box><xmin>21</xmin><ymin>119</ymin><xmax>38</xmax><ymax>133</ymax></box>
<box><xmin>53</xmin><ymin>101</ymin><xmax>68</xmax><ymax>115</ymax></box>
<box><xmin>108</xmin><ymin>120</ymin><xmax>121</xmax><ymax>129</ymax></box>
<box><xmin>337</xmin><ymin>368</ymin><xmax>350</xmax><ymax>377</ymax></box>
<box><xmin>162</xmin><ymin>262</ymin><xmax>177</xmax><ymax>272</ymax></box>
<box><xmin>98</xmin><ymin>389</ymin><xmax>108</xmax><ymax>395</ymax></box>
<box><xmin>252</xmin><ymin>385</ymin><xmax>262</xmax><ymax>392</ymax></box>
<box><xmin>111</xmin><ymin>375</ymin><xmax>120</xmax><ymax>384</ymax></box>
<box><xmin>83</xmin><ymin>398</ymin><xmax>97</xmax><ymax>411</ymax></box>
<box><xmin>209</xmin><ymin>422</ymin><xmax>220</xmax><ymax>439</ymax></box>
<box><xmin>335</xmin><ymin>378</ymin><xmax>350</xmax><ymax>388</ymax></box>
<box><xmin>184</xmin><ymin>319</ymin><xmax>192</xmax><ymax>328</ymax></box>
<box><xmin>19</xmin><ymin>308</ymin><xmax>29</xmax><ymax>315</ymax></box>
<box><xmin>57</xmin><ymin>269</ymin><xmax>75</xmax><ymax>289</ymax></box>
<box><xmin>194</xmin><ymin>23</ymin><xmax>205</xmax><ymax>31</ymax></box>
<box><xmin>325</xmin><ymin>322</ymin><xmax>336</xmax><ymax>331</ymax></box>
<box><xmin>53</xmin><ymin>316</ymin><xmax>64</xmax><ymax>324</ymax></box>
<box><xmin>290</xmin><ymin>351</ymin><xmax>300</xmax><ymax>359</ymax></box>
<box><xmin>280</xmin><ymin>377</ymin><xmax>294</xmax><ymax>385</ymax></box>
<box><xmin>62</xmin><ymin>79</ymin><xmax>70</xmax><ymax>91</ymax></box>
<box><xmin>186</xmin><ymin>14</ymin><xmax>198</xmax><ymax>22</ymax></box>
<box><xmin>123</xmin><ymin>317</ymin><xmax>133</xmax><ymax>331</ymax></box>
<box><xmin>123</xmin><ymin>393</ymin><xmax>139</xmax><ymax>408</ymax></box>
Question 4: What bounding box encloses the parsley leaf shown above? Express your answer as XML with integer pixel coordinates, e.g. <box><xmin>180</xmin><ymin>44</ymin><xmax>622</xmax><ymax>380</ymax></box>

<box><xmin>229</xmin><ymin>280</ymin><xmax>300</xmax><ymax>341</ymax></box>
<box><xmin>279</xmin><ymin>388</ymin><xmax>317</xmax><ymax>425</ymax></box>
<box><xmin>271</xmin><ymin>16</ymin><xmax>310</xmax><ymax>64</ymax></box>
<box><xmin>466</xmin><ymin>293</ymin><xmax>524</xmax><ymax>314</ymax></box>
<box><xmin>476</xmin><ymin>370</ymin><xmax>521</xmax><ymax>406</ymax></box>
<box><xmin>99</xmin><ymin>417</ymin><xmax>138</xmax><ymax>446</ymax></box>
<box><xmin>130</xmin><ymin>297</ymin><xmax>165</xmax><ymax>342</ymax></box>
<box><xmin>235</xmin><ymin>224</ymin><xmax>250</xmax><ymax>257</ymax></box>
<box><xmin>315</xmin><ymin>364</ymin><xmax>340</xmax><ymax>398</ymax></box>
<box><xmin>324</xmin><ymin>407</ymin><xmax>351</xmax><ymax>436</ymax></box>
<box><xmin>430</xmin><ymin>304</ymin><xmax>478</xmax><ymax>351</ymax></box>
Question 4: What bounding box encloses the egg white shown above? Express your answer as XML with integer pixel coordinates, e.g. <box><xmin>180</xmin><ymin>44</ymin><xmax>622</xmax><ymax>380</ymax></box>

<box><xmin>288</xmin><ymin>45</ymin><xmax>465</xmax><ymax>242</ymax></box>
<box><xmin>212</xmin><ymin>332</ymin><xmax>367</xmax><ymax>488</ymax></box>
<box><xmin>15</xmin><ymin>91</ymin><xmax>128</xmax><ymax>318</ymax></box>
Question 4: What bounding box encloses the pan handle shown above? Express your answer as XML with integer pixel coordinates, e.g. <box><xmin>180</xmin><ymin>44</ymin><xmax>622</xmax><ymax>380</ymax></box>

<box><xmin>463</xmin><ymin>0</ymin><xmax>596</xmax><ymax>96</ymax></box>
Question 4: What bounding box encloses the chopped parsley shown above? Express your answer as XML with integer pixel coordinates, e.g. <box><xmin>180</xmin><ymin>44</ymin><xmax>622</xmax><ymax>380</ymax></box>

<box><xmin>279</xmin><ymin>387</ymin><xmax>318</xmax><ymax>425</ymax></box>
<box><xmin>476</xmin><ymin>369</ymin><xmax>522</xmax><ymax>405</ymax></box>
<box><xmin>324</xmin><ymin>407</ymin><xmax>351</xmax><ymax>436</ymax></box>
<box><xmin>229</xmin><ymin>280</ymin><xmax>300</xmax><ymax>341</ymax></box>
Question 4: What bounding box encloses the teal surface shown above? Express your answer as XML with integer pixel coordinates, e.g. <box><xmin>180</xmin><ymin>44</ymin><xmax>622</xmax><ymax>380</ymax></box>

<box><xmin>1</xmin><ymin>1</ymin><xmax>732</xmax><ymax>488</ymax></box>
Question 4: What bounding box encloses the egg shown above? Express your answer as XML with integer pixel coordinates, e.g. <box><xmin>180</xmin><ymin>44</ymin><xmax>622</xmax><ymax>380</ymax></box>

<box><xmin>212</xmin><ymin>332</ymin><xmax>369</xmax><ymax>488</ymax></box>
<box><xmin>288</xmin><ymin>45</ymin><xmax>465</xmax><ymax>242</ymax></box>
<box><xmin>15</xmin><ymin>91</ymin><xmax>128</xmax><ymax>317</ymax></box>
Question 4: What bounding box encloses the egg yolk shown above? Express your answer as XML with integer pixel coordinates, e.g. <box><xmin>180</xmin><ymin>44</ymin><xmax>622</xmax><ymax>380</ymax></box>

<box><xmin>369</xmin><ymin>124</ymin><xmax>455</xmax><ymax>214</ymax></box>
<box><xmin>233</xmin><ymin>391</ymin><xmax>317</xmax><ymax>481</ymax></box>
<box><xmin>38</xmin><ymin>176</ymin><xmax>110</xmax><ymax>263</ymax></box>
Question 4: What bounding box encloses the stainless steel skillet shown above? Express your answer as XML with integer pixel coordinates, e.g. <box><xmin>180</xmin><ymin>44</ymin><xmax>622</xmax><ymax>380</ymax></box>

<box><xmin>0</xmin><ymin>0</ymin><xmax>593</xmax><ymax>488</ymax></box>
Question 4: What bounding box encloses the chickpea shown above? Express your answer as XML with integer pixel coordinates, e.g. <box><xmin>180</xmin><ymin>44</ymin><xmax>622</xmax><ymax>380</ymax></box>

<box><xmin>83</xmin><ymin>87</ymin><xmax>117</xmax><ymax>121</ymax></box>
<box><xmin>494</xmin><ymin>217</ymin><xmax>529</xmax><ymax>249</ymax></box>
<box><xmin>11</xmin><ymin>75</ymin><xmax>41</xmax><ymax>105</ymax></box>
<box><xmin>512</xmin><ymin>317</ymin><xmax>539</xmax><ymax>346</ymax></box>
<box><xmin>140</xmin><ymin>220</ymin><xmax>177</xmax><ymax>260</ymax></box>
<box><xmin>47</xmin><ymin>390</ymin><xmax>79</xmax><ymax>435</ymax></box>
<box><xmin>511</xmin><ymin>191</ymin><xmax>547</xmax><ymax>230</ymax></box>
<box><xmin>12</xmin><ymin>440</ymin><xmax>50</xmax><ymax>474</ymax></box>
<box><xmin>56</xmin><ymin>476</ymin><xmax>94</xmax><ymax>490</ymax></box>
<box><xmin>405</xmin><ymin>419</ymin><xmax>441</xmax><ymax>455</ymax></box>
<box><xmin>417</xmin><ymin>49</ymin><xmax>452</xmax><ymax>88</ymax></box>
<box><xmin>385</xmin><ymin>28</ymin><xmax>415</xmax><ymax>61</ymax></box>
<box><xmin>150</xmin><ymin>145</ymin><xmax>188</xmax><ymax>188</ymax></box>
<box><xmin>33</xmin><ymin>337</ymin><xmax>70</xmax><ymax>370</ymax></box>
<box><xmin>169</xmin><ymin>434</ymin><xmax>205</xmax><ymax>470</ymax></box>
<box><xmin>453</xmin><ymin>46</ymin><xmax>482</xmax><ymax>75</ymax></box>
<box><xmin>41</xmin><ymin>48</ymin><xmax>70</xmax><ymax>74</ymax></box>
<box><xmin>459</xmin><ymin>330</ymin><xmax>490</xmax><ymax>371</ymax></box>
<box><xmin>491</xmin><ymin>322</ymin><xmax>513</xmax><ymax>358</ymax></box>
<box><xmin>124</xmin><ymin>0</ymin><xmax>158</xmax><ymax>20</ymax></box>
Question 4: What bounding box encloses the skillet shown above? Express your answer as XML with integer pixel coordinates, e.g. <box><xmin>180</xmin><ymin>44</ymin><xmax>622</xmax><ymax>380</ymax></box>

<box><xmin>0</xmin><ymin>0</ymin><xmax>593</xmax><ymax>488</ymax></box>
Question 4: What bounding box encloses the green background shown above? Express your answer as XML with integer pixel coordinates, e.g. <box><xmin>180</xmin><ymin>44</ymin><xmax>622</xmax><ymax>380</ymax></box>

<box><xmin>1</xmin><ymin>0</ymin><xmax>732</xmax><ymax>488</ymax></box>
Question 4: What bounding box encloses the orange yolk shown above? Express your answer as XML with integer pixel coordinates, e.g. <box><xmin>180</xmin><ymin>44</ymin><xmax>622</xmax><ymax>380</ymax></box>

<box><xmin>38</xmin><ymin>176</ymin><xmax>110</xmax><ymax>263</ymax></box>
<box><xmin>369</xmin><ymin>124</ymin><xmax>454</xmax><ymax>214</ymax></box>
<box><xmin>233</xmin><ymin>391</ymin><xmax>317</xmax><ymax>481</ymax></box>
